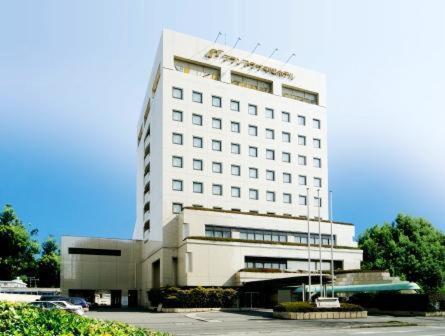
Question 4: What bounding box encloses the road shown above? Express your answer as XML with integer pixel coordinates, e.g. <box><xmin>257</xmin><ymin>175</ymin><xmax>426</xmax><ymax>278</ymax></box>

<box><xmin>87</xmin><ymin>309</ymin><xmax>445</xmax><ymax>336</ymax></box>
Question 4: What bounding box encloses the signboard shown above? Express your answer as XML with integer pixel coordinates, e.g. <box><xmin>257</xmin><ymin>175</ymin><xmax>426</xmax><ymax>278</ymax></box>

<box><xmin>121</xmin><ymin>295</ymin><xmax>128</xmax><ymax>307</ymax></box>
<box><xmin>315</xmin><ymin>297</ymin><xmax>340</xmax><ymax>308</ymax></box>
<box><xmin>205</xmin><ymin>48</ymin><xmax>294</xmax><ymax>80</ymax></box>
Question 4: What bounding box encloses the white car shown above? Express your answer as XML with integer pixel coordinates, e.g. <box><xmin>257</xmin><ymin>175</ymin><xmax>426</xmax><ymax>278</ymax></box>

<box><xmin>30</xmin><ymin>300</ymin><xmax>84</xmax><ymax>315</ymax></box>
<box><xmin>50</xmin><ymin>301</ymin><xmax>84</xmax><ymax>315</ymax></box>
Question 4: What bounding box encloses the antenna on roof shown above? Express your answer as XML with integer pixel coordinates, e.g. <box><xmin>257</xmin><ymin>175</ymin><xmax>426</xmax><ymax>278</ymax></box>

<box><xmin>285</xmin><ymin>53</ymin><xmax>296</xmax><ymax>64</ymax></box>
<box><xmin>251</xmin><ymin>43</ymin><xmax>261</xmax><ymax>54</ymax></box>
<box><xmin>232</xmin><ymin>37</ymin><xmax>241</xmax><ymax>49</ymax></box>
<box><xmin>268</xmin><ymin>48</ymin><xmax>278</xmax><ymax>59</ymax></box>
<box><xmin>214</xmin><ymin>32</ymin><xmax>222</xmax><ymax>43</ymax></box>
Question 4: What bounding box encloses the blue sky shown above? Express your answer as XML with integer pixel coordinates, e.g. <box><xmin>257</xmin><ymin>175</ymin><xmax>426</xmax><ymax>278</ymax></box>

<box><xmin>1</xmin><ymin>0</ymin><xmax>444</xmax><ymax>243</ymax></box>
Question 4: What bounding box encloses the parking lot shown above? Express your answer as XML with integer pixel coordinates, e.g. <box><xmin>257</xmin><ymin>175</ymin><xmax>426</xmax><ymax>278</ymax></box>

<box><xmin>87</xmin><ymin>309</ymin><xmax>445</xmax><ymax>336</ymax></box>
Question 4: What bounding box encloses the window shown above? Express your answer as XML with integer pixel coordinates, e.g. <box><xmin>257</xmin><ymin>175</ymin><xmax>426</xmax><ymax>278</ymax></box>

<box><xmin>249</xmin><ymin>189</ymin><xmax>259</xmax><ymax>200</ymax></box>
<box><xmin>313</xmin><ymin>138</ymin><xmax>321</xmax><ymax>148</ymax></box>
<box><xmin>212</xmin><ymin>118</ymin><xmax>222</xmax><ymax>129</ymax></box>
<box><xmin>313</xmin><ymin>118</ymin><xmax>321</xmax><ymax>129</ymax></box>
<box><xmin>212</xmin><ymin>162</ymin><xmax>222</xmax><ymax>173</ymax></box>
<box><xmin>282</xmin><ymin>132</ymin><xmax>291</xmax><ymax>143</ymax></box>
<box><xmin>193</xmin><ymin>159</ymin><xmax>203</xmax><ymax>170</ymax></box>
<box><xmin>283</xmin><ymin>193</ymin><xmax>292</xmax><ymax>204</ymax></box>
<box><xmin>282</xmin><ymin>85</ymin><xmax>319</xmax><ymax>105</ymax></box>
<box><xmin>231</xmin><ymin>121</ymin><xmax>240</xmax><ymax>133</ymax></box>
<box><xmin>172</xmin><ymin>179</ymin><xmax>183</xmax><ymax>191</ymax></box>
<box><xmin>314</xmin><ymin>157</ymin><xmax>322</xmax><ymax>168</ymax></box>
<box><xmin>172</xmin><ymin>110</ymin><xmax>183</xmax><ymax>121</ymax></box>
<box><xmin>231</xmin><ymin>165</ymin><xmax>241</xmax><ymax>176</ymax></box>
<box><xmin>299</xmin><ymin>175</ymin><xmax>307</xmax><ymax>186</ymax></box>
<box><xmin>174</xmin><ymin>58</ymin><xmax>220</xmax><ymax>80</ymax></box>
<box><xmin>266</xmin><ymin>170</ymin><xmax>275</xmax><ymax>181</ymax></box>
<box><xmin>266</xmin><ymin>149</ymin><xmax>275</xmax><ymax>160</ymax></box>
<box><xmin>192</xmin><ymin>91</ymin><xmax>202</xmax><ymax>103</ymax></box>
<box><xmin>231</xmin><ymin>143</ymin><xmax>240</xmax><ymax>154</ymax></box>
<box><xmin>172</xmin><ymin>156</ymin><xmax>183</xmax><ymax>168</ymax></box>
<box><xmin>193</xmin><ymin>136</ymin><xmax>203</xmax><ymax>148</ymax></box>
<box><xmin>299</xmin><ymin>195</ymin><xmax>307</xmax><ymax>205</ymax></box>
<box><xmin>241</xmin><ymin>232</ymin><xmax>287</xmax><ymax>243</ymax></box>
<box><xmin>265</xmin><ymin>108</ymin><xmax>274</xmax><ymax>119</ymax></box>
<box><xmin>231</xmin><ymin>72</ymin><xmax>272</xmax><ymax>93</ymax></box>
<box><xmin>314</xmin><ymin>177</ymin><xmax>322</xmax><ymax>188</ymax></box>
<box><xmin>230</xmin><ymin>100</ymin><xmax>240</xmax><ymax>111</ymax></box>
<box><xmin>298</xmin><ymin>135</ymin><xmax>306</xmax><ymax>146</ymax></box>
<box><xmin>212</xmin><ymin>140</ymin><xmax>222</xmax><ymax>151</ymax></box>
<box><xmin>172</xmin><ymin>203</ymin><xmax>183</xmax><ymax>214</ymax></box>
<box><xmin>282</xmin><ymin>152</ymin><xmax>291</xmax><ymax>163</ymax></box>
<box><xmin>283</xmin><ymin>172</ymin><xmax>292</xmax><ymax>183</ymax></box>
<box><xmin>298</xmin><ymin>155</ymin><xmax>307</xmax><ymax>166</ymax></box>
<box><xmin>172</xmin><ymin>87</ymin><xmax>183</xmax><ymax>99</ymax></box>
<box><xmin>231</xmin><ymin>187</ymin><xmax>241</xmax><ymax>198</ymax></box>
<box><xmin>212</xmin><ymin>184</ymin><xmax>223</xmax><ymax>195</ymax></box>
<box><xmin>249</xmin><ymin>167</ymin><xmax>258</xmax><ymax>179</ymax></box>
<box><xmin>266</xmin><ymin>191</ymin><xmax>276</xmax><ymax>202</ymax></box>
<box><xmin>265</xmin><ymin>128</ymin><xmax>275</xmax><ymax>139</ymax></box>
<box><xmin>172</xmin><ymin>133</ymin><xmax>183</xmax><ymax>145</ymax></box>
<box><xmin>248</xmin><ymin>104</ymin><xmax>257</xmax><ymax>115</ymax></box>
<box><xmin>192</xmin><ymin>114</ymin><xmax>202</xmax><ymax>126</ymax></box>
<box><xmin>249</xmin><ymin>146</ymin><xmax>258</xmax><ymax>157</ymax></box>
<box><xmin>298</xmin><ymin>115</ymin><xmax>306</xmax><ymax>126</ymax></box>
<box><xmin>248</xmin><ymin>125</ymin><xmax>258</xmax><ymax>136</ymax></box>
<box><xmin>205</xmin><ymin>225</ymin><xmax>231</xmax><ymax>238</ymax></box>
<box><xmin>282</xmin><ymin>111</ymin><xmax>290</xmax><ymax>122</ymax></box>
<box><xmin>212</xmin><ymin>95</ymin><xmax>222</xmax><ymax>107</ymax></box>
<box><xmin>314</xmin><ymin>197</ymin><xmax>322</xmax><ymax>207</ymax></box>
<box><xmin>193</xmin><ymin>182</ymin><xmax>203</xmax><ymax>193</ymax></box>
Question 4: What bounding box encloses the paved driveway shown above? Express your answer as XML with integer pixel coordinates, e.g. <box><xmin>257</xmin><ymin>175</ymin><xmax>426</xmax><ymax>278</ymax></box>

<box><xmin>86</xmin><ymin>309</ymin><xmax>445</xmax><ymax>336</ymax></box>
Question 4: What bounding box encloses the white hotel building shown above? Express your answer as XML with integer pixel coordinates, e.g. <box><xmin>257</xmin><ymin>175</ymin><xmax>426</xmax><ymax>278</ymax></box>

<box><xmin>61</xmin><ymin>30</ymin><xmax>362</xmax><ymax>307</ymax></box>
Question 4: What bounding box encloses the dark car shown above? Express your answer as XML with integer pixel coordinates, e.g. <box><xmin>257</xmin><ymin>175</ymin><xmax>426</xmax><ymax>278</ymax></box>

<box><xmin>39</xmin><ymin>295</ymin><xmax>89</xmax><ymax>311</ymax></box>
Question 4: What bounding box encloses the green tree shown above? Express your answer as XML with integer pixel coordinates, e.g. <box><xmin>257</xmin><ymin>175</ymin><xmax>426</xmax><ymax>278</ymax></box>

<box><xmin>37</xmin><ymin>236</ymin><xmax>60</xmax><ymax>287</ymax></box>
<box><xmin>359</xmin><ymin>214</ymin><xmax>445</xmax><ymax>293</ymax></box>
<box><xmin>0</xmin><ymin>204</ymin><xmax>40</xmax><ymax>280</ymax></box>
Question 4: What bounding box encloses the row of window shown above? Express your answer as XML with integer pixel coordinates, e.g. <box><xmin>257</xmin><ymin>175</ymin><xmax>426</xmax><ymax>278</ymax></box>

<box><xmin>171</xmin><ymin>180</ymin><xmax>322</xmax><ymax>205</ymax></box>
<box><xmin>172</xmin><ymin>87</ymin><xmax>322</xmax><ymax>127</ymax></box>
<box><xmin>204</xmin><ymin>225</ymin><xmax>336</xmax><ymax>245</ymax></box>
<box><xmin>171</xmin><ymin>134</ymin><xmax>322</xmax><ymax>167</ymax></box>
<box><xmin>171</xmin><ymin>156</ymin><xmax>322</xmax><ymax>186</ymax></box>
<box><xmin>173</xmin><ymin>110</ymin><xmax>321</xmax><ymax>147</ymax></box>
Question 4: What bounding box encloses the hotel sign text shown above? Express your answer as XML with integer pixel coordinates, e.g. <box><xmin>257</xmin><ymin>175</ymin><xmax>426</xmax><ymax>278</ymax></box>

<box><xmin>205</xmin><ymin>49</ymin><xmax>294</xmax><ymax>80</ymax></box>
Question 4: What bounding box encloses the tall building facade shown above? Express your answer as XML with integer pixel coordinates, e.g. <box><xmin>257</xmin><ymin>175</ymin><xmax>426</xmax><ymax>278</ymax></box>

<box><xmin>134</xmin><ymin>30</ymin><xmax>330</xmax><ymax>241</ymax></box>
<box><xmin>61</xmin><ymin>30</ymin><xmax>362</xmax><ymax>307</ymax></box>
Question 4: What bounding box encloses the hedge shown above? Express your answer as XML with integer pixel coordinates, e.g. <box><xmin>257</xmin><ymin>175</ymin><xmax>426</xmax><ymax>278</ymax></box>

<box><xmin>274</xmin><ymin>301</ymin><xmax>364</xmax><ymax>313</ymax></box>
<box><xmin>148</xmin><ymin>286</ymin><xmax>237</xmax><ymax>308</ymax></box>
<box><xmin>348</xmin><ymin>292</ymin><xmax>441</xmax><ymax>312</ymax></box>
<box><xmin>0</xmin><ymin>302</ymin><xmax>168</xmax><ymax>336</ymax></box>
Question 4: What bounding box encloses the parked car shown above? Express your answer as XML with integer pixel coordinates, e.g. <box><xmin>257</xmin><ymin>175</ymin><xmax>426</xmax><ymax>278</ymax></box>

<box><xmin>49</xmin><ymin>301</ymin><xmax>84</xmax><ymax>315</ymax></box>
<box><xmin>39</xmin><ymin>295</ymin><xmax>89</xmax><ymax>311</ymax></box>
<box><xmin>29</xmin><ymin>300</ymin><xmax>84</xmax><ymax>315</ymax></box>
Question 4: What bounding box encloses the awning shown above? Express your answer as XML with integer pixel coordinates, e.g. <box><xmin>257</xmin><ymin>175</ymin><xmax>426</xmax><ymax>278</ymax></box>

<box><xmin>292</xmin><ymin>281</ymin><xmax>420</xmax><ymax>293</ymax></box>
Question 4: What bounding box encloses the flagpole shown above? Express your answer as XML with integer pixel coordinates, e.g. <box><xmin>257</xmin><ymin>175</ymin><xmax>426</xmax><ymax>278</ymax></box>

<box><xmin>330</xmin><ymin>190</ymin><xmax>335</xmax><ymax>298</ymax></box>
<box><xmin>318</xmin><ymin>189</ymin><xmax>322</xmax><ymax>297</ymax></box>
<box><xmin>306</xmin><ymin>187</ymin><xmax>311</xmax><ymax>302</ymax></box>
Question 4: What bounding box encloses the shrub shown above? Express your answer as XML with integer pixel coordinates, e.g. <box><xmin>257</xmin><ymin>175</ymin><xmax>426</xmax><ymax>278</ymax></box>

<box><xmin>0</xmin><ymin>302</ymin><xmax>169</xmax><ymax>336</ymax></box>
<box><xmin>274</xmin><ymin>301</ymin><xmax>364</xmax><ymax>312</ymax></box>
<box><xmin>348</xmin><ymin>292</ymin><xmax>439</xmax><ymax>312</ymax></box>
<box><xmin>148</xmin><ymin>286</ymin><xmax>238</xmax><ymax>308</ymax></box>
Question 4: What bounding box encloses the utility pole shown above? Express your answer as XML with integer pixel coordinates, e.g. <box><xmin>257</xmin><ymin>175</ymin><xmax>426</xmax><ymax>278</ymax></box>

<box><xmin>306</xmin><ymin>187</ymin><xmax>311</xmax><ymax>301</ymax></box>
<box><xmin>317</xmin><ymin>189</ymin><xmax>323</xmax><ymax>297</ymax></box>
<box><xmin>330</xmin><ymin>190</ymin><xmax>335</xmax><ymax>298</ymax></box>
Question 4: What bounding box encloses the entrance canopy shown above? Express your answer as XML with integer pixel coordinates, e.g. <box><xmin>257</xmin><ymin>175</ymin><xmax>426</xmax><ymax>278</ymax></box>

<box><xmin>292</xmin><ymin>281</ymin><xmax>420</xmax><ymax>294</ymax></box>
<box><xmin>242</xmin><ymin>275</ymin><xmax>331</xmax><ymax>291</ymax></box>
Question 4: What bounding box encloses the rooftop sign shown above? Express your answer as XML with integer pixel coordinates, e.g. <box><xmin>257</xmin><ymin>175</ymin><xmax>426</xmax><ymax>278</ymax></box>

<box><xmin>205</xmin><ymin>49</ymin><xmax>294</xmax><ymax>80</ymax></box>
